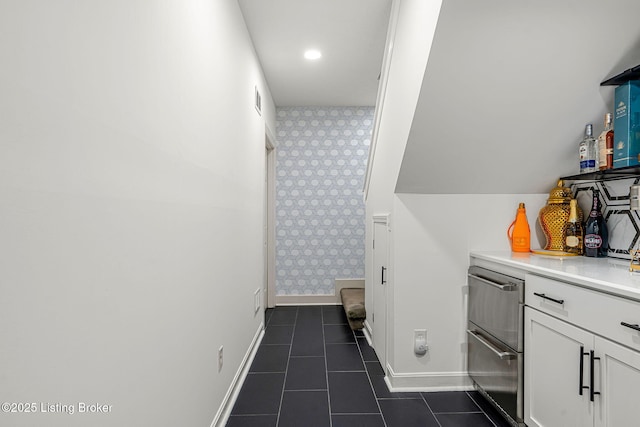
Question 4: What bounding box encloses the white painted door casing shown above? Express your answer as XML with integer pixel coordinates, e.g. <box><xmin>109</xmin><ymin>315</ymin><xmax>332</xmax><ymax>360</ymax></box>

<box><xmin>372</xmin><ymin>215</ymin><xmax>389</xmax><ymax>374</ymax></box>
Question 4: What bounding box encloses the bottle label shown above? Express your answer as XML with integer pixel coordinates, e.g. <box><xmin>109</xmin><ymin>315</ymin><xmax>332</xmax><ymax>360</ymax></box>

<box><xmin>579</xmin><ymin>145</ymin><xmax>587</xmax><ymax>159</ymax></box>
<box><xmin>566</xmin><ymin>236</ymin><xmax>580</xmax><ymax>247</ymax></box>
<box><xmin>580</xmin><ymin>160</ymin><xmax>596</xmax><ymax>169</ymax></box>
<box><xmin>585</xmin><ymin>234</ymin><xmax>602</xmax><ymax>249</ymax></box>
<box><xmin>598</xmin><ymin>135</ymin><xmax>607</xmax><ymax>168</ymax></box>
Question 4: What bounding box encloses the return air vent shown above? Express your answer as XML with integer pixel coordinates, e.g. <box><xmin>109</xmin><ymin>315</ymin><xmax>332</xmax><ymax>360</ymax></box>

<box><xmin>255</xmin><ymin>86</ymin><xmax>262</xmax><ymax>116</ymax></box>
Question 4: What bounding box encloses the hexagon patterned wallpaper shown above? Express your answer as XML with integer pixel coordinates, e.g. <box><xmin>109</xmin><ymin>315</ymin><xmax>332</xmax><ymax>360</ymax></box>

<box><xmin>275</xmin><ymin>107</ymin><xmax>373</xmax><ymax>296</ymax></box>
<box><xmin>571</xmin><ymin>177</ymin><xmax>640</xmax><ymax>260</ymax></box>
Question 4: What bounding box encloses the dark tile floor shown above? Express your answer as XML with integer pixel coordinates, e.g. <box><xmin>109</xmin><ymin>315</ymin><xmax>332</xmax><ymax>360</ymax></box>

<box><xmin>227</xmin><ymin>305</ymin><xmax>511</xmax><ymax>427</ymax></box>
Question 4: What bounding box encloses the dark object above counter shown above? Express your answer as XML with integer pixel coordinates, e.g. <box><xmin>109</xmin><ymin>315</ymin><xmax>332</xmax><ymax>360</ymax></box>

<box><xmin>601</xmin><ymin>64</ymin><xmax>640</xmax><ymax>86</ymax></box>
<box><xmin>561</xmin><ymin>165</ymin><xmax>640</xmax><ymax>181</ymax></box>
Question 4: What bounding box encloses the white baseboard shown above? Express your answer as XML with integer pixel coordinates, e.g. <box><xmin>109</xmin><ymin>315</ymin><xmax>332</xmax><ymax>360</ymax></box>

<box><xmin>211</xmin><ymin>323</ymin><xmax>265</xmax><ymax>427</ymax></box>
<box><xmin>363</xmin><ymin>321</ymin><xmax>373</xmax><ymax>346</ymax></box>
<box><xmin>275</xmin><ymin>278</ymin><xmax>365</xmax><ymax>305</ymax></box>
<box><xmin>276</xmin><ymin>295</ymin><xmax>340</xmax><ymax>305</ymax></box>
<box><xmin>384</xmin><ymin>365</ymin><xmax>473</xmax><ymax>392</ymax></box>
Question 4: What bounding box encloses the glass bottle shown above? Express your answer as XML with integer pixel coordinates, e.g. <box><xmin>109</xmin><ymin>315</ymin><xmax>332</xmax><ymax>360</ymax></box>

<box><xmin>579</xmin><ymin>124</ymin><xmax>597</xmax><ymax>173</ymax></box>
<box><xmin>564</xmin><ymin>199</ymin><xmax>583</xmax><ymax>254</ymax></box>
<box><xmin>598</xmin><ymin>113</ymin><xmax>614</xmax><ymax>170</ymax></box>
<box><xmin>508</xmin><ymin>202</ymin><xmax>530</xmax><ymax>252</ymax></box>
<box><xmin>584</xmin><ymin>189</ymin><xmax>608</xmax><ymax>257</ymax></box>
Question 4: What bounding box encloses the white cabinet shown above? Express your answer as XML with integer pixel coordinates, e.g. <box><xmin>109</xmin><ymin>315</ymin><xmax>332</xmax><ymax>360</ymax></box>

<box><xmin>525</xmin><ymin>274</ymin><xmax>640</xmax><ymax>427</ymax></box>
<box><xmin>594</xmin><ymin>336</ymin><xmax>640</xmax><ymax>427</ymax></box>
<box><xmin>525</xmin><ymin>308</ymin><xmax>594</xmax><ymax>427</ymax></box>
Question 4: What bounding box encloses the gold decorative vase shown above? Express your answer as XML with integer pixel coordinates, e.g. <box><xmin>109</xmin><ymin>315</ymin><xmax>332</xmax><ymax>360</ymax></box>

<box><xmin>538</xmin><ymin>180</ymin><xmax>583</xmax><ymax>251</ymax></box>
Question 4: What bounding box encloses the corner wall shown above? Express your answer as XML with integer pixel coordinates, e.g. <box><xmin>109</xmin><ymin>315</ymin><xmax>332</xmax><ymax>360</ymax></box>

<box><xmin>0</xmin><ymin>1</ymin><xmax>274</xmax><ymax>426</ymax></box>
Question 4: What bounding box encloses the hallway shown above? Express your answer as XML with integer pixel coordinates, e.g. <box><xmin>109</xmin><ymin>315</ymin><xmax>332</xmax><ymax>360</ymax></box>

<box><xmin>226</xmin><ymin>306</ymin><xmax>510</xmax><ymax>427</ymax></box>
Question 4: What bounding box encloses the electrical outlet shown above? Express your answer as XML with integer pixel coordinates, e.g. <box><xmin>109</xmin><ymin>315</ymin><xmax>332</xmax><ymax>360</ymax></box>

<box><xmin>414</xmin><ymin>329</ymin><xmax>428</xmax><ymax>355</ymax></box>
<box><xmin>218</xmin><ymin>346</ymin><xmax>223</xmax><ymax>372</ymax></box>
<box><xmin>254</xmin><ymin>288</ymin><xmax>261</xmax><ymax>314</ymax></box>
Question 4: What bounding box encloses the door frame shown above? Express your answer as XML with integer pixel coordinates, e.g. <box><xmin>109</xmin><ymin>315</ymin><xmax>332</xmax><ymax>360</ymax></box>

<box><xmin>372</xmin><ymin>214</ymin><xmax>390</xmax><ymax>374</ymax></box>
<box><xmin>265</xmin><ymin>126</ymin><xmax>277</xmax><ymax>308</ymax></box>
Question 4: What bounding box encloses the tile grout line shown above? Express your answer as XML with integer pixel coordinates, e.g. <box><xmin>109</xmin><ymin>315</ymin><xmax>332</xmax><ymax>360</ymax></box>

<box><xmin>273</xmin><ymin>307</ymin><xmax>297</xmax><ymax>427</ymax></box>
<box><xmin>420</xmin><ymin>392</ymin><xmax>444</xmax><ymax>427</ymax></box>
<box><xmin>355</xmin><ymin>327</ymin><xmax>388</xmax><ymax>427</ymax></box>
<box><xmin>465</xmin><ymin>391</ymin><xmax>502</xmax><ymax>427</ymax></box>
<box><xmin>321</xmin><ymin>307</ymin><xmax>333</xmax><ymax>427</ymax></box>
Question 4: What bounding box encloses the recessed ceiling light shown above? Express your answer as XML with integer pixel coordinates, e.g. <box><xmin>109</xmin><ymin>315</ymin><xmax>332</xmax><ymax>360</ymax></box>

<box><xmin>304</xmin><ymin>49</ymin><xmax>322</xmax><ymax>60</ymax></box>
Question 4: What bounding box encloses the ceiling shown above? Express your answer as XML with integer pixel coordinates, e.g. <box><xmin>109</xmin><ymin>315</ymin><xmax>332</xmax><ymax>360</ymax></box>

<box><xmin>237</xmin><ymin>0</ymin><xmax>392</xmax><ymax>107</ymax></box>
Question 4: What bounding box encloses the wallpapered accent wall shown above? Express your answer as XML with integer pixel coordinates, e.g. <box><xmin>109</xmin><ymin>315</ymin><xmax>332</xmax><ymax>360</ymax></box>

<box><xmin>275</xmin><ymin>107</ymin><xmax>373</xmax><ymax>296</ymax></box>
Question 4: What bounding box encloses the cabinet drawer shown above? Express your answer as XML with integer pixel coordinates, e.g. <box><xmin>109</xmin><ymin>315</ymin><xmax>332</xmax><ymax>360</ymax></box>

<box><xmin>525</xmin><ymin>273</ymin><xmax>640</xmax><ymax>352</ymax></box>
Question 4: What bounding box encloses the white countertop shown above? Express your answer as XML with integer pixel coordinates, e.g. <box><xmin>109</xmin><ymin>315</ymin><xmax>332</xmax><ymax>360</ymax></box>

<box><xmin>470</xmin><ymin>251</ymin><xmax>640</xmax><ymax>302</ymax></box>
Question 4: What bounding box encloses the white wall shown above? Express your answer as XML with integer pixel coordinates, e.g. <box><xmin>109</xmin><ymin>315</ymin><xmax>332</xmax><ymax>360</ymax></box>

<box><xmin>396</xmin><ymin>0</ymin><xmax>640</xmax><ymax>195</ymax></box>
<box><xmin>0</xmin><ymin>1</ymin><xmax>274</xmax><ymax>426</ymax></box>
<box><xmin>389</xmin><ymin>193</ymin><xmax>546</xmax><ymax>389</ymax></box>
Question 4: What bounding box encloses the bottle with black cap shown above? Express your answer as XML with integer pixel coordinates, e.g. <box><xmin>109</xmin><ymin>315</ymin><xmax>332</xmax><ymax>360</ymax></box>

<box><xmin>584</xmin><ymin>188</ymin><xmax>608</xmax><ymax>257</ymax></box>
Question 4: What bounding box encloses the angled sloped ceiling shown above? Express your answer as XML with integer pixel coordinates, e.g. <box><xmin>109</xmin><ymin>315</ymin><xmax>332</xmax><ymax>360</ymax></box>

<box><xmin>396</xmin><ymin>0</ymin><xmax>640</xmax><ymax>194</ymax></box>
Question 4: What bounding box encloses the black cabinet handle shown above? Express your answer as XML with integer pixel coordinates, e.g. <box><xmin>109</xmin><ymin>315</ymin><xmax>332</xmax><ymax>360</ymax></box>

<box><xmin>533</xmin><ymin>292</ymin><xmax>565</xmax><ymax>305</ymax></box>
<box><xmin>621</xmin><ymin>321</ymin><xmax>640</xmax><ymax>332</ymax></box>
<box><xmin>381</xmin><ymin>266</ymin><xmax>387</xmax><ymax>284</ymax></box>
<box><xmin>590</xmin><ymin>350</ymin><xmax>601</xmax><ymax>402</ymax></box>
<box><xmin>579</xmin><ymin>346</ymin><xmax>589</xmax><ymax>395</ymax></box>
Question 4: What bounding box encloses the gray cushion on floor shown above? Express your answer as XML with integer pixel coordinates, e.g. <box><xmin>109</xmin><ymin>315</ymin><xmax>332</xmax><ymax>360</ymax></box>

<box><xmin>340</xmin><ymin>288</ymin><xmax>365</xmax><ymax>330</ymax></box>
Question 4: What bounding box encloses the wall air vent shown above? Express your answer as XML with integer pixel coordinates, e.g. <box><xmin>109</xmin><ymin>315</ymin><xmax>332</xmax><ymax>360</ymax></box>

<box><xmin>255</xmin><ymin>86</ymin><xmax>262</xmax><ymax>116</ymax></box>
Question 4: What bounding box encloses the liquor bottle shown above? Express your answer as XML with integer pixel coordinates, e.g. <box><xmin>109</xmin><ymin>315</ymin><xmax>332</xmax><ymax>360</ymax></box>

<box><xmin>564</xmin><ymin>199</ymin><xmax>583</xmax><ymax>254</ymax></box>
<box><xmin>579</xmin><ymin>124</ymin><xmax>597</xmax><ymax>173</ymax></box>
<box><xmin>507</xmin><ymin>202</ymin><xmax>530</xmax><ymax>252</ymax></box>
<box><xmin>598</xmin><ymin>113</ymin><xmax>614</xmax><ymax>170</ymax></box>
<box><xmin>584</xmin><ymin>189</ymin><xmax>608</xmax><ymax>257</ymax></box>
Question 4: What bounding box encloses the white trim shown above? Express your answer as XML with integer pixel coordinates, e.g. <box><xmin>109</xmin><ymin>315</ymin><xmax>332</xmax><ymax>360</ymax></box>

<box><xmin>265</xmin><ymin>124</ymin><xmax>277</xmax><ymax>149</ymax></box>
<box><xmin>334</xmin><ymin>278</ymin><xmax>365</xmax><ymax>295</ymax></box>
<box><xmin>363</xmin><ymin>321</ymin><xmax>374</xmax><ymax>347</ymax></box>
<box><xmin>211</xmin><ymin>324</ymin><xmax>265</xmax><ymax>427</ymax></box>
<box><xmin>372</xmin><ymin>214</ymin><xmax>390</xmax><ymax>225</ymax></box>
<box><xmin>276</xmin><ymin>297</ymin><xmax>341</xmax><ymax>306</ymax></box>
<box><xmin>371</xmin><ymin>214</ymin><xmax>390</xmax><ymax>375</ymax></box>
<box><xmin>363</xmin><ymin>319</ymin><xmax>373</xmax><ymax>340</ymax></box>
<box><xmin>265</xmin><ymin>129</ymin><xmax>276</xmax><ymax>308</ymax></box>
<box><xmin>363</xmin><ymin>0</ymin><xmax>401</xmax><ymax>201</ymax></box>
<box><xmin>383</xmin><ymin>365</ymin><xmax>474</xmax><ymax>392</ymax></box>
<box><xmin>276</xmin><ymin>278</ymin><xmax>364</xmax><ymax>305</ymax></box>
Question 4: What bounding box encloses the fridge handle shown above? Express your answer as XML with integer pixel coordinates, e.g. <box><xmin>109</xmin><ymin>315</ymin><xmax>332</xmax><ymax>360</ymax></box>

<box><xmin>467</xmin><ymin>329</ymin><xmax>515</xmax><ymax>360</ymax></box>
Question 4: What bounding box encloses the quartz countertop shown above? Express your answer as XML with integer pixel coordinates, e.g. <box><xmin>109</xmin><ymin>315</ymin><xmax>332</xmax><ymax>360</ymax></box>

<box><xmin>470</xmin><ymin>251</ymin><xmax>640</xmax><ymax>302</ymax></box>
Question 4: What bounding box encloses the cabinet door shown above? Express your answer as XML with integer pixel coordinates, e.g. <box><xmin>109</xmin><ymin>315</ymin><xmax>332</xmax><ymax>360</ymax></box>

<box><xmin>594</xmin><ymin>336</ymin><xmax>640</xmax><ymax>427</ymax></box>
<box><xmin>525</xmin><ymin>308</ymin><xmax>594</xmax><ymax>427</ymax></box>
